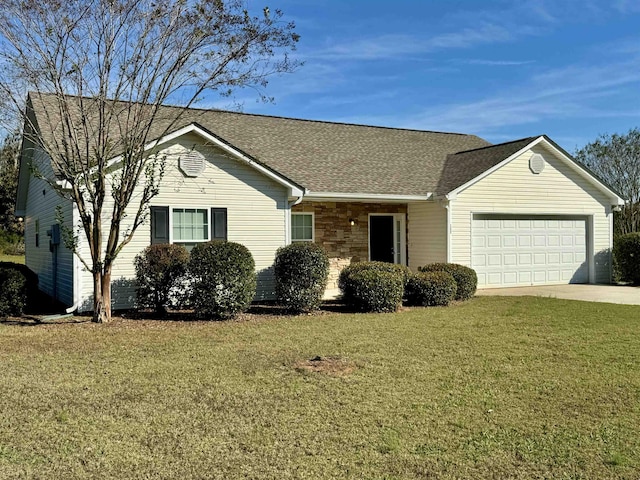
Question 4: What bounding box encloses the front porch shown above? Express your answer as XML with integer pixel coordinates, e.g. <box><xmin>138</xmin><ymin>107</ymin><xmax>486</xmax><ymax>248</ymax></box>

<box><xmin>292</xmin><ymin>200</ymin><xmax>417</xmax><ymax>291</ymax></box>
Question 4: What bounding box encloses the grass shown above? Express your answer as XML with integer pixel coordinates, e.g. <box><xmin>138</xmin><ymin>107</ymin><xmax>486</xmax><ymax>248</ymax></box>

<box><xmin>1</xmin><ymin>296</ymin><xmax>640</xmax><ymax>479</ymax></box>
<box><xmin>0</xmin><ymin>253</ymin><xmax>25</xmax><ymax>264</ymax></box>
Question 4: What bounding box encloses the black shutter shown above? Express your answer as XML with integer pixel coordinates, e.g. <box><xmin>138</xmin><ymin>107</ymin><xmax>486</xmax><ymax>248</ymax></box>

<box><xmin>150</xmin><ymin>206</ymin><xmax>170</xmax><ymax>244</ymax></box>
<box><xmin>211</xmin><ymin>208</ymin><xmax>227</xmax><ymax>241</ymax></box>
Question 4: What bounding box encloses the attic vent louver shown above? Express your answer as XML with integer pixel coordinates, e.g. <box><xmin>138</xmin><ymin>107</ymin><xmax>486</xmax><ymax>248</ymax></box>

<box><xmin>529</xmin><ymin>153</ymin><xmax>545</xmax><ymax>174</ymax></box>
<box><xmin>179</xmin><ymin>150</ymin><xmax>206</xmax><ymax>177</ymax></box>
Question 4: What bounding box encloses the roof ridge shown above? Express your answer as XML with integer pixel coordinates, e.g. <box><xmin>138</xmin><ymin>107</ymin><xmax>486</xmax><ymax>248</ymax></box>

<box><xmin>190</xmin><ymin>108</ymin><xmax>481</xmax><ymax>137</ymax></box>
<box><xmin>30</xmin><ymin>90</ymin><xmax>483</xmax><ymax>139</ymax></box>
<box><xmin>452</xmin><ymin>136</ymin><xmax>540</xmax><ymax>155</ymax></box>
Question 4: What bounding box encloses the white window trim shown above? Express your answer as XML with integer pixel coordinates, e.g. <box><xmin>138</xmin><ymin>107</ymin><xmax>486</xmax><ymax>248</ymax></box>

<box><xmin>368</xmin><ymin>213</ymin><xmax>407</xmax><ymax>265</ymax></box>
<box><xmin>291</xmin><ymin>212</ymin><xmax>315</xmax><ymax>242</ymax></box>
<box><xmin>169</xmin><ymin>206</ymin><xmax>212</xmax><ymax>244</ymax></box>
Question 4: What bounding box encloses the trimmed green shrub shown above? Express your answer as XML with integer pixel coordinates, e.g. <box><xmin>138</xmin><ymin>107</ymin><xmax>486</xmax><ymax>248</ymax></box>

<box><xmin>405</xmin><ymin>271</ymin><xmax>457</xmax><ymax>306</ymax></box>
<box><xmin>274</xmin><ymin>242</ymin><xmax>329</xmax><ymax>313</ymax></box>
<box><xmin>189</xmin><ymin>241</ymin><xmax>256</xmax><ymax>319</ymax></box>
<box><xmin>338</xmin><ymin>261</ymin><xmax>407</xmax><ymax>312</ymax></box>
<box><xmin>0</xmin><ymin>230</ymin><xmax>24</xmax><ymax>255</ymax></box>
<box><xmin>0</xmin><ymin>262</ymin><xmax>39</xmax><ymax>305</ymax></box>
<box><xmin>614</xmin><ymin>232</ymin><xmax>640</xmax><ymax>284</ymax></box>
<box><xmin>339</xmin><ymin>261</ymin><xmax>411</xmax><ymax>295</ymax></box>
<box><xmin>0</xmin><ymin>267</ymin><xmax>27</xmax><ymax>317</ymax></box>
<box><xmin>346</xmin><ymin>270</ymin><xmax>403</xmax><ymax>313</ymax></box>
<box><xmin>134</xmin><ymin>244</ymin><xmax>189</xmax><ymax>314</ymax></box>
<box><xmin>418</xmin><ymin>263</ymin><xmax>477</xmax><ymax>301</ymax></box>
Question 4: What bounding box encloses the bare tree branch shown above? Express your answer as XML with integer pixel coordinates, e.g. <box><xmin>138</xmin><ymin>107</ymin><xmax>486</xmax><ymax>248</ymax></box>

<box><xmin>0</xmin><ymin>0</ymin><xmax>300</xmax><ymax>322</ymax></box>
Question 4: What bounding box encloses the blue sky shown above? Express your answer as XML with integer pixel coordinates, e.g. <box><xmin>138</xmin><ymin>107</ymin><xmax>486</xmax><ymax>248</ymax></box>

<box><xmin>210</xmin><ymin>0</ymin><xmax>640</xmax><ymax>152</ymax></box>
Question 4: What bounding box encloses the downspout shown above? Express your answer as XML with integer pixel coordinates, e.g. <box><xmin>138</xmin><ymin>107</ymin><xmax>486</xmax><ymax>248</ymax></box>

<box><xmin>285</xmin><ymin>192</ymin><xmax>304</xmax><ymax>245</ymax></box>
<box><xmin>66</xmin><ymin>202</ymin><xmax>82</xmax><ymax>314</ymax></box>
<box><xmin>444</xmin><ymin>199</ymin><xmax>452</xmax><ymax>263</ymax></box>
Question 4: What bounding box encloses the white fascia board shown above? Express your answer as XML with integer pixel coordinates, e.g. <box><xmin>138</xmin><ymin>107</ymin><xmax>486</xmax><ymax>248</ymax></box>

<box><xmin>304</xmin><ymin>191</ymin><xmax>432</xmax><ymax>203</ymax></box>
<box><xmin>106</xmin><ymin>124</ymin><xmax>305</xmax><ymax>198</ymax></box>
<box><xmin>446</xmin><ymin>136</ymin><xmax>626</xmax><ymax>205</ymax></box>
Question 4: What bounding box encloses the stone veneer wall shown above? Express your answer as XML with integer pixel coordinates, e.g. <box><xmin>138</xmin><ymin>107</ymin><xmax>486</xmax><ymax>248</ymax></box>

<box><xmin>292</xmin><ymin>201</ymin><xmax>408</xmax><ymax>289</ymax></box>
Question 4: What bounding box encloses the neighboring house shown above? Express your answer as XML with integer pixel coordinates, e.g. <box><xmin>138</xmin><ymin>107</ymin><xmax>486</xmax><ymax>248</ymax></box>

<box><xmin>16</xmin><ymin>94</ymin><xmax>625</xmax><ymax>311</ymax></box>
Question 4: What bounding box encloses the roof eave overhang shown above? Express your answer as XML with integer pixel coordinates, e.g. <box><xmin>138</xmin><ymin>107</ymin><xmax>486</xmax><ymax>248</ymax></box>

<box><xmin>304</xmin><ymin>191</ymin><xmax>432</xmax><ymax>203</ymax></box>
<box><xmin>107</xmin><ymin>123</ymin><xmax>305</xmax><ymax>198</ymax></box>
<box><xmin>445</xmin><ymin>136</ymin><xmax>626</xmax><ymax>205</ymax></box>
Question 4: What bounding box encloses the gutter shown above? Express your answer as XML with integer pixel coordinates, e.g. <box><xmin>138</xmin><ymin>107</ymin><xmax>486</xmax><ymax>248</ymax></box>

<box><xmin>65</xmin><ymin>202</ymin><xmax>82</xmax><ymax>314</ymax></box>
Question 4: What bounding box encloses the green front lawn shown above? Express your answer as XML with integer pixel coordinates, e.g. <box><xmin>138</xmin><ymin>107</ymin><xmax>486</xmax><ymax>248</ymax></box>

<box><xmin>0</xmin><ymin>254</ymin><xmax>24</xmax><ymax>264</ymax></box>
<box><xmin>1</xmin><ymin>297</ymin><xmax>639</xmax><ymax>479</ymax></box>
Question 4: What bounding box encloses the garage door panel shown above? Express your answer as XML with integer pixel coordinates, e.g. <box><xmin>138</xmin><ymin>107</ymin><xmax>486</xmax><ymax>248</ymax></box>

<box><xmin>487</xmin><ymin>272</ymin><xmax>502</xmax><ymax>285</ymax></box>
<box><xmin>533</xmin><ymin>235</ymin><xmax>546</xmax><ymax>246</ymax></box>
<box><xmin>533</xmin><ymin>253</ymin><xmax>546</xmax><ymax>264</ymax></box>
<box><xmin>518</xmin><ymin>253</ymin><xmax>532</xmax><ymax>265</ymax></box>
<box><xmin>547</xmin><ymin>252</ymin><xmax>560</xmax><ymax>264</ymax></box>
<box><xmin>519</xmin><ymin>236</ymin><xmax>531</xmax><ymax>247</ymax></box>
<box><xmin>472</xmin><ymin>215</ymin><xmax>588</xmax><ymax>287</ymax></box>
<box><xmin>518</xmin><ymin>271</ymin><xmax>532</xmax><ymax>283</ymax></box>
<box><xmin>548</xmin><ymin>270</ymin><xmax>560</xmax><ymax>282</ymax></box>
<box><xmin>503</xmin><ymin>235</ymin><xmax>517</xmax><ymax>247</ymax></box>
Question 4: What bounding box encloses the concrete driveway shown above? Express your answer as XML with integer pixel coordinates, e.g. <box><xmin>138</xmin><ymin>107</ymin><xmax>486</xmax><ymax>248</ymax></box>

<box><xmin>476</xmin><ymin>284</ymin><xmax>640</xmax><ymax>305</ymax></box>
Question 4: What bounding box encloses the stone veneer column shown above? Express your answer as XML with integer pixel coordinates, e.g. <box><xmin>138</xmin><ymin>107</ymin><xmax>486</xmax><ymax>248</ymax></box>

<box><xmin>292</xmin><ymin>201</ymin><xmax>408</xmax><ymax>290</ymax></box>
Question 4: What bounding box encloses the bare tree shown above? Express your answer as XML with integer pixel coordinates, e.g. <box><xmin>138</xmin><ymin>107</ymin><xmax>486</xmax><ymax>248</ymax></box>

<box><xmin>0</xmin><ymin>0</ymin><xmax>300</xmax><ymax>322</ymax></box>
<box><xmin>575</xmin><ymin>128</ymin><xmax>640</xmax><ymax>236</ymax></box>
<box><xmin>0</xmin><ymin>132</ymin><xmax>23</xmax><ymax>240</ymax></box>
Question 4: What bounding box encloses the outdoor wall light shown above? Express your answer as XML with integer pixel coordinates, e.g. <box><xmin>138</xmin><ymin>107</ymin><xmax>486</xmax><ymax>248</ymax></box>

<box><xmin>349</xmin><ymin>218</ymin><xmax>356</xmax><ymax>226</ymax></box>
<box><xmin>612</xmin><ymin>205</ymin><xmax>622</xmax><ymax>212</ymax></box>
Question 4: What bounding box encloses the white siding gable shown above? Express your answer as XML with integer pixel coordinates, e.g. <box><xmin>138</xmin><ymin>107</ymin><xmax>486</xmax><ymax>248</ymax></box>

<box><xmin>450</xmin><ymin>143</ymin><xmax>614</xmax><ymax>283</ymax></box>
<box><xmin>80</xmin><ymin>132</ymin><xmax>289</xmax><ymax>310</ymax></box>
<box><xmin>24</xmin><ymin>148</ymin><xmax>75</xmax><ymax>305</ymax></box>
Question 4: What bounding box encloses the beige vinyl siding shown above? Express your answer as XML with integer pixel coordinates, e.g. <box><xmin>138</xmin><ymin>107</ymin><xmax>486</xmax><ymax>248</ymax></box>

<box><xmin>450</xmin><ymin>143</ymin><xmax>613</xmax><ymax>284</ymax></box>
<box><xmin>80</xmin><ymin>133</ymin><xmax>288</xmax><ymax>310</ymax></box>
<box><xmin>407</xmin><ymin>201</ymin><xmax>447</xmax><ymax>270</ymax></box>
<box><xmin>24</xmin><ymin>149</ymin><xmax>75</xmax><ymax>306</ymax></box>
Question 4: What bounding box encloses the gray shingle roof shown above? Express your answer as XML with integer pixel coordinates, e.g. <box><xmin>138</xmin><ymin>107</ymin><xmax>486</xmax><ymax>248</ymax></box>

<box><xmin>437</xmin><ymin>137</ymin><xmax>538</xmax><ymax>195</ymax></box>
<box><xmin>30</xmin><ymin>93</ymin><xmax>540</xmax><ymax>196</ymax></box>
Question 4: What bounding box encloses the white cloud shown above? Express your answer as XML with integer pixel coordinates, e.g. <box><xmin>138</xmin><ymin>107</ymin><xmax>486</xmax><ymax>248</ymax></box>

<box><xmin>332</xmin><ymin>52</ymin><xmax>640</xmax><ymax>138</ymax></box>
<box><xmin>308</xmin><ymin>23</ymin><xmax>516</xmax><ymax>62</ymax></box>
<box><xmin>454</xmin><ymin>59</ymin><xmax>536</xmax><ymax>66</ymax></box>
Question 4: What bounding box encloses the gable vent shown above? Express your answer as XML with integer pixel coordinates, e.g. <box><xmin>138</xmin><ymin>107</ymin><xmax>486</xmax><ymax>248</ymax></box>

<box><xmin>179</xmin><ymin>150</ymin><xmax>206</xmax><ymax>177</ymax></box>
<box><xmin>529</xmin><ymin>153</ymin><xmax>545</xmax><ymax>174</ymax></box>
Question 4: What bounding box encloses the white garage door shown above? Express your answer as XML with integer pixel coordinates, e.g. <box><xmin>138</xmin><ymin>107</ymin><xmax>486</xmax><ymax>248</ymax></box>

<box><xmin>472</xmin><ymin>215</ymin><xmax>588</xmax><ymax>287</ymax></box>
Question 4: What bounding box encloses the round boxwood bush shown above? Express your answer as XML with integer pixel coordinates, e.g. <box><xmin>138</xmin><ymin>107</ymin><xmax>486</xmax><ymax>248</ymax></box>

<box><xmin>0</xmin><ymin>267</ymin><xmax>27</xmax><ymax>318</ymax></box>
<box><xmin>418</xmin><ymin>263</ymin><xmax>477</xmax><ymax>301</ymax></box>
<box><xmin>338</xmin><ymin>261</ymin><xmax>407</xmax><ymax>312</ymax></box>
<box><xmin>339</xmin><ymin>261</ymin><xmax>411</xmax><ymax>294</ymax></box>
<box><xmin>274</xmin><ymin>242</ymin><xmax>329</xmax><ymax>313</ymax></box>
<box><xmin>614</xmin><ymin>232</ymin><xmax>640</xmax><ymax>284</ymax></box>
<box><xmin>346</xmin><ymin>269</ymin><xmax>403</xmax><ymax>313</ymax></box>
<box><xmin>0</xmin><ymin>261</ymin><xmax>39</xmax><ymax>305</ymax></box>
<box><xmin>405</xmin><ymin>271</ymin><xmax>457</xmax><ymax>307</ymax></box>
<box><xmin>134</xmin><ymin>244</ymin><xmax>189</xmax><ymax>314</ymax></box>
<box><xmin>189</xmin><ymin>241</ymin><xmax>256</xmax><ymax>319</ymax></box>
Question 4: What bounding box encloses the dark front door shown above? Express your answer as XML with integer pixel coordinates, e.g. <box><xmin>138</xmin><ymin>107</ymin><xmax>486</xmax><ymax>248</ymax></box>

<box><xmin>369</xmin><ymin>215</ymin><xmax>395</xmax><ymax>263</ymax></box>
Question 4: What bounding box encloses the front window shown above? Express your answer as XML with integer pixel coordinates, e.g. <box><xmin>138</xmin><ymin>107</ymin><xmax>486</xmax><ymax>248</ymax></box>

<box><xmin>173</xmin><ymin>208</ymin><xmax>209</xmax><ymax>248</ymax></box>
<box><xmin>291</xmin><ymin>213</ymin><xmax>313</xmax><ymax>242</ymax></box>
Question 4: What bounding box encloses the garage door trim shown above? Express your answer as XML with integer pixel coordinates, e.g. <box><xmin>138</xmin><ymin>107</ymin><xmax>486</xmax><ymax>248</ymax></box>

<box><xmin>471</xmin><ymin>213</ymin><xmax>591</xmax><ymax>288</ymax></box>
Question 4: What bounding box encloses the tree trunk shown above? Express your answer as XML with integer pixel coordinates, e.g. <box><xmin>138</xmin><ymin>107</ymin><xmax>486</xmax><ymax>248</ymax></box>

<box><xmin>92</xmin><ymin>269</ymin><xmax>112</xmax><ymax>323</ymax></box>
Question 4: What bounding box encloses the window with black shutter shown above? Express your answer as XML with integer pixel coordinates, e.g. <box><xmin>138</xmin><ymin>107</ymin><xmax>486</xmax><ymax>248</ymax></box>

<box><xmin>150</xmin><ymin>206</ymin><xmax>227</xmax><ymax>246</ymax></box>
<box><xmin>211</xmin><ymin>208</ymin><xmax>227</xmax><ymax>241</ymax></box>
<box><xmin>150</xmin><ymin>206</ymin><xmax>169</xmax><ymax>244</ymax></box>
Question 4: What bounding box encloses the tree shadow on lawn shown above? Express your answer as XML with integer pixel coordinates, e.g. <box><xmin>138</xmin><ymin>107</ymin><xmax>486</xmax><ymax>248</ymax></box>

<box><xmin>0</xmin><ymin>290</ymin><xmax>84</xmax><ymax>326</ymax></box>
<box><xmin>122</xmin><ymin>300</ymin><xmax>356</xmax><ymax>322</ymax></box>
